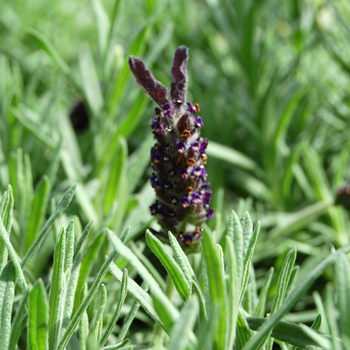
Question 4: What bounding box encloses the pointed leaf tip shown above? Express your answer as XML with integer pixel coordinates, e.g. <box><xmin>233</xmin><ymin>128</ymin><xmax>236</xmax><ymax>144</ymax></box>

<box><xmin>128</xmin><ymin>56</ymin><xmax>170</xmax><ymax>107</ymax></box>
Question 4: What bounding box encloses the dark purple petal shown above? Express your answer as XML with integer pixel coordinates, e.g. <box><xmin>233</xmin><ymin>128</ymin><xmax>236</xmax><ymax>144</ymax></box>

<box><xmin>153</xmin><ymin>153</ymin><xmax>162</xmax><ymax>164</ymax></box>
<box><xmin>179</xmin><ymin>168</ymin><xmax>189</xmax><ymax>180</ymax></box>
<box><xmin>196</xmin><ymin>116</ymin><xmax>203</xmax><ymax>127</ymax></box>
<box><xmin>187</xmin><ymin>102</ymin><xmax>196</xmax><ymax>114</ymax></box>
<box><xmin>170</xmin><ymin>46</ymin><xmax>189</xmax><ymax>103</ymax></box>
<box><xmin>181</xmin><ymin>234</ymin><xmax>192</xmax><ymax>246</ymax></box>
<box><xmin>163</xmin><ymin>103</ymin><xmax>172</xmax><ymax>116</ymax></box>
<box><xmin>190</xmin><ymin>141</ymin><xmax>200</xmax><ymax>152</ymax></box>
<box><xmin>129</xmin><ymin>56</ymin><xmax>170</xmax><ymax>107</ymax></box>
<box><xmin>199</xmin><ymin>138</ymin><xmax>208</xmax><ymax>153</ymax></box>
<box><xmin>176</xmin><ymin>141</ymin><xmax>187</xmax><ymax>154</ymax></box>
<box><xmin>205</xmin><ymin>208</ymin><xmax>215</xmax><ymax>221</ymax></box>
<box><xmin>151</xmin><ymin>117</ymin><xmax>158</xmax><ymax>129</ymax></box>
<box><xmin>154</xmin><ymin>123</ymin><xmax>165</xmax><ymax>135</ymax></box>
<box><xmin>192</xmin><ymin>166</ymin><xmax>202</xmax><ymax>177</ymax></box>
<box><xmin>150</xmin><ymin>203</ymin><xmax>158</xmax><ymax>215</ymax></box>
<box><xmin>202</xmin><ymin>182</ymin><xmax>210</xmax><ymax>188</ymax></box>
<box><xmin>191</xmin><ymin>192</ymin><xmax>201</xmax><ymax>205</ymax></box>
<box><xmin>180</xmin><ymin>196</ymin><xmax>190</xmax><ymax>208</ymax></box>
<box><xmin>203</xmin><ymin>190</ymin><xmax>212</xmax><ymax>205</ymax></box>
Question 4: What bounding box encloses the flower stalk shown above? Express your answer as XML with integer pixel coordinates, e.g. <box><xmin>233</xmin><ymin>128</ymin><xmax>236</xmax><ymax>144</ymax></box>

<box><xmin>129</xmin><ymin>46</ymin><xmax>214</xmax><ymax>251</ymax></box>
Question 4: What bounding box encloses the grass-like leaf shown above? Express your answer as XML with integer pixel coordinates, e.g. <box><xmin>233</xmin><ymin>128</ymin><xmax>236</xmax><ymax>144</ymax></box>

<box><xmin>29</xmin><ymin>280</ymin><xmax>48</xmax><ymax>350</ymax></box>
<box><xmin>0</xmin><ymin>215</ymin><xmax>27</xmax><ymax>292</ymax></box>
<box><xmin>26</xmin><ymin>176</ymin><xmax>50</xmax><ymax>251</ymax></box>
<box><xmin>254</xmin><ymin>267</ymin><xmax>274</xmax><ymax>317</ymax></box>
<box><xmin>146</xmin><ymin>230</ymin><xmax>190</xmax><ymax>301</ymax></box>
<box><xmin>48</xmin><ymin>227</ymin><xmax>66</xmax><ymax>350</ymax></box>
<box><xmin>21</xmin><ymin>184</ymin><xmax>76</xmax><ymax>269</ymax></box>
<box><xmin>247</xmin><ymin>317</ymin><xmax>329</xmax><ymax>350</ymax></box>
<box><xmin>167</xmin><ymin>297</ymin><xmax>199</xmax><ymax>350</ymax></box>
<box><xmin>100</xmin><ymin>269</ymin><xmax>128</xmax><ymax>346</ymax></box>
<box><xmin>335</xmin><ymin>253</ymin><xmax>350</xmax><ymax>339</ymax></box>
<box><xmin>0</xmin><ymin>262</ymin><xmax>16</xmax><ymax>350</ymax></box>
<box><xmin>202</xmin><ymin>229</ymin><xmax>226</xmax><ymax>349</ymax></box>
<box><xmin>242</xmin><ymin>246</ymin><xmax>350</xmax><ymax>350</ymax></box>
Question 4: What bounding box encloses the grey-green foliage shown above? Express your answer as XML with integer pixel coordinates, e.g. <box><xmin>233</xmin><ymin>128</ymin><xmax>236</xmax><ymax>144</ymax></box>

<box><xmin>1</xmin><ymin>178</ymin><xmax>350</xmax><ymax>350</ymax></box>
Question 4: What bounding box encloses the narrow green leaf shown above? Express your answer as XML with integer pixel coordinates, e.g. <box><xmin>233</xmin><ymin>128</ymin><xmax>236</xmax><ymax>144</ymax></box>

<box><xmin>127</xmin><ymin>135</ymin><xmax>154</xmax><ymax>193</ymax></box>
<box><xmin>91</xmin><ymin>283</ymin><xmax>107</xmax><ymax>344</ymax></box>
<box><xmin>254</xmin><ymin>267</ymin><xmax>274</xmax><ymax>317</ymax></box>
<box><xmin>107</xmin><ymin>229</ymin><xmax>179</xmax><ymax>320</ymax></box>
<box><xmin>92</xmin><ymin>0</ymin><xmax>110</xmax><ymax>55</ymax></box>
<box><xmin>240</xmin><ymin>221</ymin><xmax>261</xmax><ymax>304</ymax></box>
<box><xmin>73</xmin><ymin>232</ymin><xmax>105</xmax><ymax>314</ymax></box>
<box><xmin>146</xmin><ymin>230</ymin><xmax>190</xmax><ymax>300</ymax></box>
<box><xmin>298</xmin><ymin>324</ymin><xmax>331</xmax><ymax>349</ymax></box>
<box><xmin>167</xmin><ymin>297</ymin><xmax>199</xmax><ymax>350</ymax></box>
<box><xmin>108</xmin><ymin>24</ymin><xmax>149</xmax><ymax>116</ymax></box>
<box><xmin>242</xmin><ymin>247</ymin><xmax>350</xmax><ymax>350</ymax></box>
<box><xmin>26</xmin><ymin>176</ymin><xmax>50</xmax><ymax>251</ymax></box>
<box><xmin>79</xmin><ymin>45</ymin><xmax>103</xmax><ymax>118</ymax></box>
<box><xmin>9</xmin><ymin>292</ymin><xmax>28</xmax><ymax>350</ymax></box>
<box><xmin>202</xmin><ymin>229</ymin><xmax>226</xmax><ymax>350</ymax></box>
<box><xmin>293</xmin><ymin>314</ymin><xmax>322</xmax><ymax>350</ymax></box>
<box><xmin>207</xmin><ymin>142</ymin><xmax>258</xmax><ymax>171</ymax></box>
<box><xmin>27</xmin><ymin>29</ymin><xmax>78</xmax><ymax>86</ymax></box>
<box><xmin>130</xmin><ymin>242</ymin><xmax>166</xmax><ymax>290</ymax></box>
<box><xmin>74</xmin><ymin>220</ymin><xmax>94</xmax><ymax>258</ymax></box>
<box><xmin>29</xmin><ymin>280</ymin><xmax>48</xmax><ymax>350</ymax></box>
<box><xmin>240</xmin><ymin>212</ymin><xmax>253</xmax><ymax>257</ymax></box>
<box><xmin>64</xmin><ymin>221</ymin><xmax>75</xmax><ymax>274</ymax></box>
<box><xmin>100</xmin><ymin>269</ymin><xmax>128</xmax><ymax>346</ymax></box>
<box><xmin>335</xmin><ymin>253</ymin><xmax>350</xmax><ymax>339</ymax></box>
<box><xmin>0</xmin><ymin>262</ymin><xmax>16</xmax><ymax>350</ymax></box>
<box><xmin>117</xmin><ymin>284</ymin><xmax>147</xmax><ymax>342</ymax></box>
<box><xmin>108</xmin><ymin>262</ymin><xmax>165</xmax><ymax>331</ymax></box>
<box><xmin>267</xmin><ymin>248</ymin><xmax>297</xmax><ymax>350</ymax></box>
<box><xmin>48</xmin><ymin>227</ymin><xmax>66</xmax><ymax>350</ymax></box>
<box><xmin>57</xmin><ymin>247</ymin><xmax>121</xmax><ymax>350</ymax></box>
<box><xmin>79</xmin><ymin>284</ymin><xmax>89</xmax><ymax>350</ymax></box>
<box><xmin>0</xmin><ymin>215</ymin><xmax>27</xmax><ymax>293</ymax></box>
<box><xmin>235</xmin><ymin>312</ymin><xmax>251</xmax><ymax>350</ymax></box>
<box><xmin>227</xmin><ymin>211</ymin><xmax>244</xmax><ymax>288</ymax></box>
<box><xmin>247</xmin><ymin>317</ymin><xmax>329</xmax><ymax>350</ymax></box>
<box><xmin>225</xmin><ymin>237</ymin><xmax>240</xmax><ymax>350</ymax></box>
<box><xmin>101</xmin><ymin>339</ymin><xmax>130</xmax><ymax>350</ymax></box>
<box><xmin>21</xmin><ymin>184</ymin><xmax>76</xmax><ymax>268</ymax></box>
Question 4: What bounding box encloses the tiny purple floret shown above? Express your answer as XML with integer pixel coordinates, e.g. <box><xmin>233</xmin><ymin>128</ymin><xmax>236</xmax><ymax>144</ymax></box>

<box><xmin>179</xmin><ymin>168</ymin><xmax>189</xmax><ymax>180</ymax></box>
<box><xmin>190</xmin><ymin>141</ymin><xmax>200</xmax><ymax>152</ymax></box>
<box><xmin>180</xmin><ymin>196</ymin><xmax>190</xmax><ymax>208</ymax></box>
<box><xmin>187</xmin><ymin>102</ymin><xmax>196</xmax><ymax>114</ymax></box>
<box><xmin>196</xmin><ymin>116</ymin><xmax>203</xmax><ymax>127</ymax></box>
<box><xmin>191</xmin><ymin>192</ymin><xmax>201</xmax><ymax>205</ymax></box>
<box><xmin>176</xmin><ymin>141</ymin><xmax>187</xmax><ymax>154</ymax></box>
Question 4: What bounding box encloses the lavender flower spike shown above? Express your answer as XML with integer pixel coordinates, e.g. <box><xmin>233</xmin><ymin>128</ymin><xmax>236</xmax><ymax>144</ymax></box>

<box><xmin>129</xmin><ymin>46</ymin><xmax>214</xmax><ymax>252</ymax></box>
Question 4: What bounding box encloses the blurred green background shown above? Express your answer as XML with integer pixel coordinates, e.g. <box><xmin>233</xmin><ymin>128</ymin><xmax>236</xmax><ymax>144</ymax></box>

<box><xmin>1</xmin><ymin>0</ymin><xmax>350</xmax><ymax>297</ymax></box>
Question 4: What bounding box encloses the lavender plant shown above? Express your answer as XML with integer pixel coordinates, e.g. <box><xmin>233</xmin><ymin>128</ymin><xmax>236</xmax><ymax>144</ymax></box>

<box><xmin>128</xmin><ymin>46</ymin><xmax>214</xmax><ymax>251</ymax></box>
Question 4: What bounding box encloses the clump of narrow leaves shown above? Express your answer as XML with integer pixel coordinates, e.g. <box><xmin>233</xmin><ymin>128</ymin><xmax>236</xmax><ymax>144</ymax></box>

<box><xmin>129</xmin><ymin>46</ymin><xmax>214</xmax><ymax>251</ymax></box>
<box><xmin>1</xmin><ymin>184</ymin><xmax>350</xmax><ymax>350</ymax></box>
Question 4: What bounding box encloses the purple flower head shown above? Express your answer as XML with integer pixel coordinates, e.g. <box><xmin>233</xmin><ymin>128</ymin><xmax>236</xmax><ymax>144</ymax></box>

<box><xmin>180</xmin><ymin>196</ymin><xmax>190</xmax><ymax>208</ymax></box>
<box><xmin>129</xmin><ymin>46</ymin><xmax>214</xmax><ymax>251</ymax></box>
<box><xmin>199</xmin><ymin>138</ymin><xmax>208</xmax><ymax>153</ymax></box>
<box><xmin>190</xmin><ymin>141</ymin><xmax>200</xmax><ymax>152</ymax></box>
<box><xmin>179</xmin><ymin>168</ymin><xmax>189</xmax><ymax>180</ymax></box>
<box><xmin>196</xmin><ymin>116</ymin><xmax>203</xmax><ymax>128</ymax></box>
<box><xmin>203</xmin><ymin>190</ymin><xmax>212</xmax><ymax>205</ymax></box>
<box><xmin>205</xmin><ymin>208</ymin><xmax>215</xmax><ymax>221</ymax></box>
<box><xmin>191</xmin><ymin>192</ymin><xmax>201</xmax><ymax>205</ymax></box>
<box><xmin>187</xmin><ymin>102</ymin><xmax>197</xmax><ymax>114</ymax></box>
<box><xmin>176</xmin><ymin>141</ymin><xmax>187</xmax><ymax>154</ymax></box>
